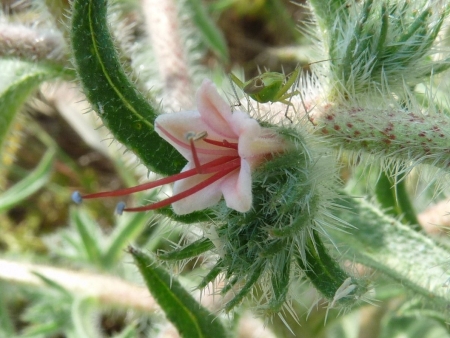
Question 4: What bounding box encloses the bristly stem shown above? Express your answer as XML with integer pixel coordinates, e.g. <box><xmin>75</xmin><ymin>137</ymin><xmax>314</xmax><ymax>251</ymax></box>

<box><xmin>316</xmin><ymin>106</ymin><xmax>450</xmax><ymax>171</ymax></box>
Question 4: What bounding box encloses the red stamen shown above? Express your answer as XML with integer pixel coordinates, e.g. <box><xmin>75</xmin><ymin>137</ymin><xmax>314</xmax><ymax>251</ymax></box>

<box><xmin>79</xmin><ymin>156</ymin><xmax>240</xmax><ymax>200</ymax></box>
<box><xmin>121</xmin><ymin>164</ymin><xmax>240</xmax><ymax>212</ymax></box>
<box><xmin>189</xmin><ymin>138</ymin><xmax>202</xmax><ymax>173</ymax></box>
<box><xmin>203</xmin><ymin>138</ymin><xmax>238</xmax><ymax>150</ymax></box>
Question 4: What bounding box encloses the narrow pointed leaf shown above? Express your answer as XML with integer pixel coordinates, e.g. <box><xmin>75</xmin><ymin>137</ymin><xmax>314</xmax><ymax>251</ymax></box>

<box><xmin>331</xmin><ymin>195</ymin><xmax>450</xmax><ymax>309</ymax></box>
<box><xmin>70</xmin><ymin>0</ymin><xmax>185</xmax><ymax>175</ymax></box>
<box><xmin>296</xmin><ymin>230</ymin><xmax>363</xmax><ymax>305</ymax></box>
<box><xmin>0</xmin><ymin>149</ymin><xmax>55</xmax><ymax>213</ymax></box>
<box><xmin>128</xmin><ymin>246</ymin><xmax>228</xmax><ymax>338</ymax></box>
<box><xmin>71</xmin><ymin>208</ymin><xmax>103</xmax><ymax>265</ymax></box>
<box><xmin>0</xmin><ymin>284</ymin><xmax>15</xmax><ymax>337</ymax></box>
<box><xmin>185</xmin><ymin>0</ymin><xmax>229</xmax><ymax>62</ymax></box>
<box><xmin>158</xmin><ymin>238</ymin><xmax>214</xmax><ymax>261</ymax></box>
<box><xmin>0</xmin><ymin>59</ymin><xmax>59</xmax><ymax>165</ymax></box>
<box><xmin>103</xmin><ymin>210</ymin><xmax>152</xmax><ymax>268</ymax></box>
<box><xmin>72</xmin><ymin>297</ymin><xmax>100</xmax><ymax>338</ymax></box>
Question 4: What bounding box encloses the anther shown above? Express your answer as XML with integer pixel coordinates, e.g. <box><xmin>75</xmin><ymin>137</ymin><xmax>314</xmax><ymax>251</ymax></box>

<box><xmin>186</xmin><ymin>131</ymin><xmax>208</xmax><ymax>141</ymax></box>
<box><xmin>116</xmin><ymin>202</ymin><xmax>126</xmax><ymax>215</ymax></box>
<box><xmin>71</xmin><ymin>191</ymin><xmax>83</xmax><ymax>204</ymax></box>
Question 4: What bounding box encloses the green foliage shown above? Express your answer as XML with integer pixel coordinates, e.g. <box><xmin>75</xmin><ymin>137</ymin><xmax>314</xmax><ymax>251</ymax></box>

<box><xmin>331</xmin><ymin>195</ymin><xmax>450</xmax><ymax>309</ymax></box>
<box><xmin>375</xmin><ymin>170</ymin><xmax>420</xmax><ymax>230</ymax></box>
<box><xmin>185</xmin><ymin>0</ymin><xmax>229</xmax><ymax>62</ymax></box>
<box><xmin>63</xmin><ymin>205</ymin><xmax>156</xmax><ymax>269</ymax></box>
<box><xmin>70</xmin><ymin>0</ymin><xmax>185</xmax><ymax>176</ymax></box>
<box><xmin>309</xmin><ymin>0</ymin><xmax>450</xmax><ymax>97</ymax></box>
<box><xmin>186</xmin><ymin>127</ymin><xmax>366</xmax><ymax>314</ymax></box>
<box><xmin>0</xmin><ymin>59</ymin><xmax>60</xmax><ymax>162</ymax></box>
<box><xmin>129</xmin><ymin>246</ymin><xmax>229</xmax><ymax>338</ymax></box>
<box><xmin>0</xmin><ymin>149</ymin><xmax>55</xmax><ymax>214</ymax></box>
<box><xmin>1</xmin><ymin>0</ymin><xmax>450</xmax><ymax>337</ymax></box>
<box><xmin>157</xmin><ymin>237</ymin><xmax>215</xmax><ymax>261</ymax></box>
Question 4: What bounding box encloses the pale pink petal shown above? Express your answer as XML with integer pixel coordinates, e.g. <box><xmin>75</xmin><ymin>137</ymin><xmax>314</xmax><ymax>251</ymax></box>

<box><xmin>171</xmin><ymin>163</ymin><xmax>224</xmax><ymax>215</ymax></box>
<box><xmin>228</xmin><ymin>111</ymin><xmax>263</xmax><ymax>158</ymax></box>
<box><xmin>196</xmin><ymin>80</ymin><xmax>237</xmax><ymax>139</ymax></box>
<box><xmin>228</xmin><ymin>111</ymin><xmax>286</xmax><ymax>159</ymax></box>
<box><xmin>155</xmin><ymin>111</ymin><xmax>202</xmax><ymax>160</ymax></box>
<box><xmin>152</xmin><ymin>79</ymin><xmax>286</xmax><ymax>215</ymax></box>
<box><xmin>155</xmin><ymin>111</ymin><xmax>237</xmax><ymax>161</ymax></box>
<box><xmin>221</xmin><ymin>159</ymin><xmax>252</xmax><ymax>212</ymax></box>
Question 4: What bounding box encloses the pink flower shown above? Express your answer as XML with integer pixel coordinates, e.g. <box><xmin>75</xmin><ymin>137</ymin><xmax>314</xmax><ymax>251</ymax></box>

<box><xmin>72</xmin><ymin>80</ymin><xmax>286</xmax><ymax>214</ymax></box>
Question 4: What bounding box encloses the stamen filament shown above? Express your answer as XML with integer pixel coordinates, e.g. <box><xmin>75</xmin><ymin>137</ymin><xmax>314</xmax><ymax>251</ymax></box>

<box><xmin>190</xmin><ymin>138</ymin><xmax>202</xmax><ymax>173</ymax></box>
<box><xmin>203</xmin><ymin>138</ymin><xmax>238</xmax><ymax>150</ymax></box>
<box><xmin>74</xmin><ymin>156</ymin><xmax>240</xmax><ymax>201</ymax></box>
<box><xmin>119</xmin><ymin>164</ymin><xmax>240</xmax><ymax>213</ymax></box>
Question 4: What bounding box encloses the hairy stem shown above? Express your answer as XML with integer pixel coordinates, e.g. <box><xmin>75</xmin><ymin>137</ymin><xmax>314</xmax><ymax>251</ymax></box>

<box><xmin>315</xmin><ymin>105</ymin><xmax>450</xmax><ymax>170</ymax></box>
<box><xmin>0</xmin><ymin>259</ymin><xmax>158</xmax><ymax>312</ymax></box>
<box><xmin>142</xmin><ymin>0</ymin><xmax>195</xmax><ymax>110</ymax></box>
<box><xmin>0</xmin><ymin>23</ymin><xmax>66</xmax><ymax>62</ymax></box>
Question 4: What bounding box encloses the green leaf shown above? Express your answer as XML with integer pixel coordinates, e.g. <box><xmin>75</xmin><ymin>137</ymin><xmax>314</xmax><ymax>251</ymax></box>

<box><xmin>224</xmin><ymin>264</ymin><xmax>263</xmax><ymax>312</ymax></box>
<box><xmin>380</xmin><ymin>314</ymin><xmax>449</xmax><ymax>338</ymax></box>
<box><xmin>330</xmin><ymin>194</ymin><xmax>450</xmax><ymax>309</ymax></box>
<box><xmin>0</xmin><ymin>59</ymin><xmax>59</xmax><ymax>166</ymax></box>
<box><xmin>71</xmin><ymin>297</ymin><xmax>100</xmax><ymax>338</ymax></box>
<box><xmin>103</xmin><ymin>210</ymin><xmax>153</xmax><ymax>268</ymax></box>
<box><xmin>0</xmin><ymin>283</ymin><xmax>15</xmax><ymax>337</ymax></box>
<box><xmin>70</xmin><ymin>208</ymin><xmax>103</xmax><ymax>266</ymax></box>
<box><xmin>21</xmin><ymin>321</ymin><xmax>61</xmax><ymax>337</ymax></box>
<box><xmin>31</xmin><ymin>272</ymin><xmax>73</xmax><ymax>299</ymax></box>
<box><xmin>185</xmin><ymin>0</ymin><xmax>229</xmax><ymax>62</ymax></box>
<box><xmin>112</xmin><ymin>324</ymin><xmax>138</xmax><ymax>338</ymax></box>
<box><xmin>296</xmin><ymin>230</ymin><xmax>364</xmax><ymax>307</ymax></box>
<box><xmin>374</xmin><ymin>170</ymin><xmax>397</xmax><ymax>216</ymax></box>
<box><xmin>375</xmin><ymin>170</ymin><xmax>420</xmax><ymax>230</ymax></box>
<box><xmin>308</xmin><ymin>0</ymin><xmax>348</xmax><ymax>37</ymax></box>
<box><xmin>0</xmin><ymin>149</ymin><xmax>55</xmax><ymax>214</ymax></box>
<box><xmin>70</xmin><ymin>0</ymin><xmax>185</xmax><ymax>176</ymax></box>
<box><xmin>128</xmin><ymin>246</ymin><xmax>228</xmax><ymax>338</ymax></box>
<box><xmin>158</xmin><ymin>238</ymin><xmax>214</xmax><ymax>261</ymax></box>
<box><xmin>156</xmin><ymin>206</ymin><xmax>213</xmax><ymax>224</ymax></box>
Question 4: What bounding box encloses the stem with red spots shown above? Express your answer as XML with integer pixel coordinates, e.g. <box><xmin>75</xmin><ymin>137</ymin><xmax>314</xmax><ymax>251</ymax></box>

<box><xmin>316</xmin><ymin>106</ymin><xmax>450</xmax><ymax>169</ymax></box>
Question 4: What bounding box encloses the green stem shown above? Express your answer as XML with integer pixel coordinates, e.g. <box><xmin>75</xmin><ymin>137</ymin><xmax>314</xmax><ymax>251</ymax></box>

<box><xmin>317</xmin><ymin>106</ymin><xmax>450</xmax><ymax>171</ymax></box>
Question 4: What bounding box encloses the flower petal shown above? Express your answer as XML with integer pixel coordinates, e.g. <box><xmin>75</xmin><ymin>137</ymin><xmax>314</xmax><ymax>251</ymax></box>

<box><xmin>171</xmin><ymin>163</ymin><xmax>224</xmax><ymax>214</ymax></box>
<box><xmin>221</xmin><ymin>159</ymin><xmax>252</xmax><ymax>212</ymax></box>
<box><xmin>155</xmin><ymin>111</ymin><xmax>237</xmax><ymax>161</ymax></box>
<box><xmin>196</xmin><ymin>79</ymin><xmax>237</xmax><ymax>139</ymax></box>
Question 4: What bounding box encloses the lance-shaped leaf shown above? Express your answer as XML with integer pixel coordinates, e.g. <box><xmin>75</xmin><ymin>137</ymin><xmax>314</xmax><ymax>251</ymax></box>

<box><xmin>128</xmin><ymin>246</ymin><xmax>228</xmax><ymax>338</ymax></box>
<box><xmin>185</xmin><ymin>0</ymin><xmax>229</xmax><ymax>62</ymax></box>
<box><xmin>330</xmin><ymin>194</ymin><xmax>450</xmax><ymax>309</ymax></box>
<box><xmin>158</xmin><ymin>238</ymin><xmax>214</xmax><ymax>261</ymax></box>
<box><xmin>0</xmin><ymin>149</ymin><xmax>55</xmax><ymax>214</ymax></box>
<box><xmin>0</xmin><ymin>59</ymin><xmax>59</xmax><ymax>166</ymax></box>
<box><xmin>70</xmin><ymin>0</ymin><xmax>185</xmax><ymax>175</ymax></box>
<box><xmin>296</xmin><ymin>230</ymin><xmax>367</xmax><ymax>311</ymax></box>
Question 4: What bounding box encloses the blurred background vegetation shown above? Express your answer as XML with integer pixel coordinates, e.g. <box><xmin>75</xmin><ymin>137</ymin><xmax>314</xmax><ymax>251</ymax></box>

<box><xmin>1</xmin><ymin>0</ymin><xmax>449</xmax><ymax>337</ymax></box>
